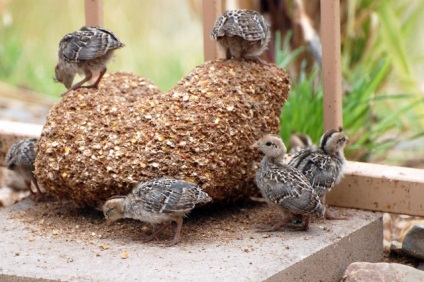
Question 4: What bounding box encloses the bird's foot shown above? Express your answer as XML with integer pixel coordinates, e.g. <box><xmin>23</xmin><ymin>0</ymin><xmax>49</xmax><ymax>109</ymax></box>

<box><xmin>256</xmin><ymin>225</ymin><xmax>280</xmax><ymax>232</ymax></box>
<box><xmin>140</xmin><ymin>234</ymin><xmax>158</xmax><ymax>244</ymax></box>
<box><xmin>324</xmin><ymin>209</ymin><xmax>348</xmax><ymax>220</ymax></box>
<box><xmin>81</xmin><ymin>83</ymin><xmax>99</xmax><ymax>89</ymax></box>
<box><xmin>60</xmin><ymin>89</ymin><xmax>73</xmax><ymax>97</ymax></box>
<box><xmin>153</xmin><ymin>238</ymin><xmax>180</xmax><ymax>247</ymax></box>
<box><xmin>245</xmin><ymin>56</ymin><xmax>269</xmax><ymax>65</ymax></box>
<box><xmin>286</xmin><ymin>224</ymin><xmax>309</xmax><ymax>231</ymax></box>
<box><xmin>26</xmin><ymin>192</ymin><xmax>48</xmax><ymax>202</ymax></box>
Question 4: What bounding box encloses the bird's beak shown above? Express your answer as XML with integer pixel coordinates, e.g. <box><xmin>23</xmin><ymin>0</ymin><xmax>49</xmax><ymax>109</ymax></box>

<box><xmin>251</xmin><ymin>142</ymin><xmax>259</xmax><ymax>149</ymax></box>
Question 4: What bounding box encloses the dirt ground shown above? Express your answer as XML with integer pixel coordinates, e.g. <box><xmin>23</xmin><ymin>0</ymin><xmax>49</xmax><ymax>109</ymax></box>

<box><xmin>8</xmin><ymin>196</ymin><xmax>332</xmax><ymax>246</ymax></box>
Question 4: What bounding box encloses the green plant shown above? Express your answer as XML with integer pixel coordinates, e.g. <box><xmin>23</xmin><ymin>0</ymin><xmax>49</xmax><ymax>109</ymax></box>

<box><xmin>277</xmin><ymin>32</ymin><xmax>424</xmax><ymax>161</ymax></box>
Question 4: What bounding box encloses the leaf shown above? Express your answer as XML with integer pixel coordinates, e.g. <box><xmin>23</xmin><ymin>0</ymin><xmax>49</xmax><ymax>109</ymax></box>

<box><xmin>121</xmin><ymin>251</ymin><xmax>129</xmax><ymax>259</ymax></box>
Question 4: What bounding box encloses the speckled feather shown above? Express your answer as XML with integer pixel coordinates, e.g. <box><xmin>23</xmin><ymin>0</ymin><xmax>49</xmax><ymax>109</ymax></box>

<box><xmin>6</xmin><ymin>138</ymin><xmax>37</xmax><ymax>171</ymax></box>
<box><xmin>210</xmin><ymin>10</ymin><xmax>271</xmax><ymax>59</ymax></box>
<box><xmin>59</xmin><ymin>26</ymin><xmax>124</xmax><ymax>63</ymax></box>
<box><xmin>5</xmin><ymin>138</ymin><xmax>43</xmax><ymax>195</ymax></box>
<box><xmin>288</xmin><ymin>129</ymin><xmax>347</xmax><ymax>198</ymax></box>
<box><xmin>257</xmin><ymin>162</ymin><xmax>323</xmax><ymax>215</ymax></box>
<box><xmin>254</xmin><ymin>135</ymin><xmax>324</xmax><ymax>217</ymax></box>
<box><xmin>211</xmin><ymin>10</ymin><xmax>269</xmax><ymax>43</ymax></box>
<box><xmin>126</xmin><ymin>178</ymin><xmax>212</xmax><ymax>218</ymax></box>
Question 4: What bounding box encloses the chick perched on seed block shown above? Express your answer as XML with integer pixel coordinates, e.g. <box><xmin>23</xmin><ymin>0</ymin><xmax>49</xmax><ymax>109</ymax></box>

<box><xmin>211</xmin><ymin>9</ymin><xmax>270</xmax><ymax>61</ymax></box>
<box><xmin>103</xmin><ymin>178</ymin><xmax>212</xmax><ymax>246</ymax></box>
<box><xmin>253</xmin><ymin>135</ymin><xmax>324</xmax><ymax>232</ymax></box>
<box><xmin>289</xmin><ymin>127</ymin><xmax>349</xmax><ymax>220</ymax></box>
<box><xmin>55</xmin><ymin>26</ymin><xmax>124</xmax><ymax>96</ymax></box>
<box><xmin>5</xmin><ymin>138</ymin><xmax>43</xmax><ymax>198</ymax></box>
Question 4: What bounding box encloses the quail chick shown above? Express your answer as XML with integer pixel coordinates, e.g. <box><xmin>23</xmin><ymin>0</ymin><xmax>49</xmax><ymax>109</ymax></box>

<box><xmin>210</xmin><ymin>9</ymin><xmax>271</xmax><ymax>62</ymax></box>
<box><xmin>253</xmin><ymin>134</ymin><xmax>325</xmax><ymax>232</ymax></box>
<box><xmin>288</xmin><ymin>127</ymin><xmax>348</xmax><ymax>220</ymax></box>
<box><xmin>103</xmin><ymin>178</ymin><xmax>212</xmax><ymax>246</ymax></box>
<box><xmin>289</xmin><ymin>131</ymin><xmax>314</xmax><ymax>154</ymax></box>
<box><xmin>55</xmin><ymin>26</ymin><xmax>124</xmax><ymax>96</ymax></box>
<box><xmin>5</xmin><ymin>138</ymin><xmax>43</xmax><ymax>197</ymax></box>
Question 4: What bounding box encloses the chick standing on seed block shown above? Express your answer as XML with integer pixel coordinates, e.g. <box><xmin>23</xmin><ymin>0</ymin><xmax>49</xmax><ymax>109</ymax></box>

<box><xmin>5</xmin><ymin>138</ymin><xmax>43</xmax><ymax>198</ymax></box>
<box><xmin>55</xmin><ymin>26</ymin><xmax>124</xmax><ymax>96</ymax></box>
<box><xmin>103</xmin><ymin>178</ymin><xmax>212</xmax><ymax>246</ymax></box>
<box><xmin>288</xmin><ymin>127</ymin><xmax>349</xmax><ymax>220</ymax></box>
<box><xmin>210</xmin><ymin>9</ymin><xmax>271</xmax><ymax>62</ymax></box>
<box><xmin>253</xmin><ymin>135</ymin><xmax>325</xmax><ymax>231</ymax></box>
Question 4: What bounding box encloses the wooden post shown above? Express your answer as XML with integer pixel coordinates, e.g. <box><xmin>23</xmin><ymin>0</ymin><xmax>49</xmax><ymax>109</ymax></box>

<box><xmin>321</xmin><ymin>0</ymin><xmax>343</xmax><ymax>131</ymax></box>
<box><xmin>85</xmin><ymin>0</ymin><xmax>103</xmax><ymax>26</ymax></box>
<box><xmin>202</xmin><ymin>0</ymin><xmax>224</xmax><ymax>61</ymax></box>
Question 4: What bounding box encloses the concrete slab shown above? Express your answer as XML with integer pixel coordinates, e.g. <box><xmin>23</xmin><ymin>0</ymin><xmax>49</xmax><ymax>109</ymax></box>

<box><xmin>0</xmin><ymin>201</ymin><xmax>382</xmax><ymax>282</ymax></box>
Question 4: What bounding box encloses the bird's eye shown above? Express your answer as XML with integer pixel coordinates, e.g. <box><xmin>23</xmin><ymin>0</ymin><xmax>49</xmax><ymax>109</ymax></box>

<box><xmin>106</xmin><ymin>207</ymin><xmax>114</xmax><ymax>216</ymax></box>
<box><xmin>339</xmin><ymin>138</ymin><xmax>346</xmax><ymax>143</ymax></box>
<box><xmin>265</xmin><ymin>142</ymin><xmax>273</xmax><ymax>146</ymax></box>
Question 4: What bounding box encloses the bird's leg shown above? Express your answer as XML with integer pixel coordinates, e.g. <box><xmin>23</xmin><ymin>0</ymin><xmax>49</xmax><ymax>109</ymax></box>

<box><xmin>256</xmin><ymin>216</ymin><xmax>291</xmax><ymax>232</ymax></box>
<box><xmin>288</xmin><ymin>215</ymin><xmax>310</xmax><ymax>231</ymax></box>
<box><xmin>61</xmin><ymin>71</ymin><xmax>93</xmax><ymax>96</ymax></box>
<box><xmin>324</xmin><ymin>209</ymin><xmax>348</xmax><ymax>220</ymax></box>
<box><xmin>33</xmin><ymin>179</ymin><xmax>44</xmax><ymax>194</ymax></box>
<box><xmin>141</xmin><ymin>221</ymin><xmax>172</xmax><ymax>243</ymax></box>
<box><xmin>225</xmin><ymin>48</ymin><xmax>232</xmax><ymax>59</ymax></box>
<box><xmin>157</xmin><ymin>217</ymin><xmax>183</xmax><ymax>247</ymax></box>
<box><xmin>83</xmin><ymin>66</ymin><xmax>107</xmax><ymax>89</ymax></box>
<box><xmin>245</xmin><ymin>56</ymin><xmax>268</xmax><ymax>65</ymax></box>
<box><xmin>25</xmin><ymin>180</ymin><xmax>36</xmax><ymax>195</ymax></box>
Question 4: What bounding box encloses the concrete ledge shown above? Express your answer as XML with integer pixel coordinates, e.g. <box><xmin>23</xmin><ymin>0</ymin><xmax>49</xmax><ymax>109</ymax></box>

<box><xmin>0</xmin><ymin>200</ymin><xmax>382</xmax><ymax>282</ymax></box>
<box><xmin>270</xmin><ymin>216</ymin><xmax>382</xmax><ymax>281</ymax></box>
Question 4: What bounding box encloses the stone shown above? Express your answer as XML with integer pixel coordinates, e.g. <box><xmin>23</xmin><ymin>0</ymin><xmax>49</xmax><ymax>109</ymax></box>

<box><xmin>34</xmin><ymin>61</ymin><xmax>290</xmax><ymax>207</ymax></box>
<box><xmin>342</xmin><ymin>262</ymin><xmax>424</xmax><ymax>282</ymax></box>
<box><xmin>390</xmin><ymin>241</ymin><xmax>403</xmax><ymax>256</ymax></box>
<box><xmin>402</xmin><ymin>225</ymin><xmax>424</xmax><ymax>260</ymax></box>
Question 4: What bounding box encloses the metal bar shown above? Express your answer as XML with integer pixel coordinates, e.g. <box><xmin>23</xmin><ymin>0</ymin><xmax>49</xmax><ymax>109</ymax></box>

<box><xmin>85</xmin><ymin>0</ymin><xmax>104</xmax><ymax>26</ymax></box>
<box><xmin>327</xmin><ymin>161</ymin><xmax>424</xmax><ymax>217</ymax></box>
<box><xmin>202</xmin><ymin>0</ymin><xmax>223</xmax><ymax>61</ymax></box>
<box><xmin>321</xmin><ymin>0</ymin><xmax>343</xmax><ymax>130</ymax></box>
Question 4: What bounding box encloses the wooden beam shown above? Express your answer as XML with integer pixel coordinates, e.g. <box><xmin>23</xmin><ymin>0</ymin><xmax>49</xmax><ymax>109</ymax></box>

<box><xmin>321</xmin><ymin>0</ymin><xmax>343</xmax><ymax>131</ymax></box>
<box><xmin>202</xmin><ymin>0</ymin><xmax>224</xmax><ymax>61</ymax></box>
<box><xmin>327</xmin><ymin>161</ymin><xmax>424</xmax><ymax>217</ymax></box>
<box><xmin>85</xmin><ymin>0</ymin><xmax>103</xmax><ymax>26</ymax></box>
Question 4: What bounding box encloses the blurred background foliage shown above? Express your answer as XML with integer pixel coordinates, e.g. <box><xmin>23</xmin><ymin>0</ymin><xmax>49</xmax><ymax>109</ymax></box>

<box><xmin>275</xmin><ymin>0</ymin><xmax>424</xmax><ymax>163</ymax></box>
<box><xmin>0</xmin><ymin>0</ymin><xmax>204</xmax><ymax>95</ymax></box>
<box><xmin>0</xmin><ymin>0</ymin><xmax>424</xmax><ymax>164</ymax></box>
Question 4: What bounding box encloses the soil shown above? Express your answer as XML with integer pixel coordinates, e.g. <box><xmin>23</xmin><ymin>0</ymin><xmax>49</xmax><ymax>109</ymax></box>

<box><xmin>8</xmin><ymin>197</ymin><xmax>327</xmax><ymax>246</ymax></box>
<box><xmin>8</xmin><ymin>195</ymin><xmax>423</xmax><ymax>270</ymax></box>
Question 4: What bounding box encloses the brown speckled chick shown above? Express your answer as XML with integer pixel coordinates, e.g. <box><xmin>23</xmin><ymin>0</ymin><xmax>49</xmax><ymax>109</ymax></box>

<box><xmin>55</xmin><ymin>26</ymin><xmax>124</xmax><ymax>96</ymax></box>
<box><xmin>6</xmin><ymin>138</ymin><xmax>43</xmax><ymax>197</ymax></box>
<box><xmin>289</xmin><ymin>131</ymin><xmax>314</xmax><ymax>154</ymax></box>
<box><xmin>253</xmin><ymin>135</ymin><xmax>324</xmax><ymax>231</ymax></box>
<box><xmin>103</xmin><ymin>178</ymin><xmax>212</xmax><ymax>246</ymax></box>
<box><xmin>210</xmin><ymin>9</ymin><xmax>270</xmax><ymax>61</ymax></box>
<box><xmin>288</xmin><ymin>127</ymin><xmax>348</xmax><ymax>220</ymax></box>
